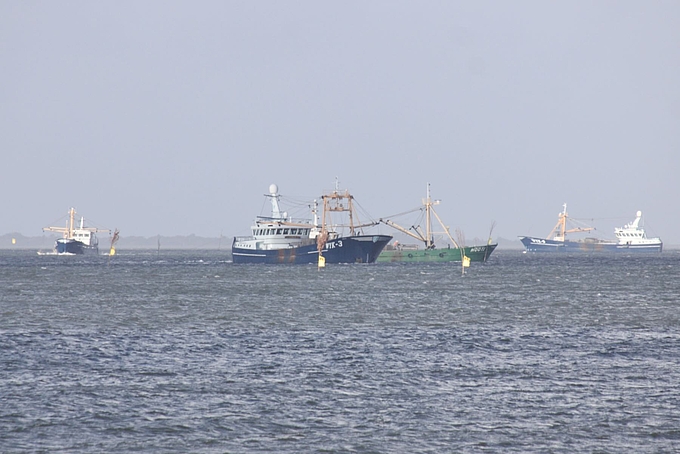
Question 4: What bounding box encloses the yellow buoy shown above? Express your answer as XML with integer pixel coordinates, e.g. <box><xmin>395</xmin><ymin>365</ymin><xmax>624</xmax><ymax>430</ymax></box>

<box><xmin>318</xmin><ymin>255</ymin><xmax>326</xmax><ymax>268</ymax></box>
<box><xmin>109</xmin><ymin>247</ymin><xmax>116</xmax><ymax>256</ymax></box>
<box><xmin>12</xmin><ymin>238</ymin><xmax>16</xmax><ymax>245</ymax></box>
<box><xmin>463</xmin><ymin>255</ymin><xmax>471</xmax><ymax>268</ymax></box>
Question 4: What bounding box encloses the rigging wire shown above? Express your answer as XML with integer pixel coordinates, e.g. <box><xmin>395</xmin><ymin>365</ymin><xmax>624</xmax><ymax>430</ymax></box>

<box><xmin>42</xmin><ymin>210</ymin><xmax>110</xmax><ymax>230</ymax></box>
<box><xmin>378</xmin><ymin>206</ymin><xmax>424</xmax><ymax>220</ymax></box>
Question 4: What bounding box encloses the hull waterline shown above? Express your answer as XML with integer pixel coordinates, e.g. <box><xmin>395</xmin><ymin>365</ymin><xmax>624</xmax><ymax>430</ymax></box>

<box><xmin>55</xmin><ymin>238</ymin><xmax>100</xmax><ymax>255</ymax></box>
<box><xmin>519</xmin><ymin>236</ymin><xmax>662</xmax><ymax>253</ymax></box>
<box><xmin>378</xmin><ymin>243</ymin><xmax>498</xmax><ymax>263</ymax></box>
<box><xmin>232</xmin><ymin>234</ymin><xmax>392</xmax><ymax>264</ymax></box>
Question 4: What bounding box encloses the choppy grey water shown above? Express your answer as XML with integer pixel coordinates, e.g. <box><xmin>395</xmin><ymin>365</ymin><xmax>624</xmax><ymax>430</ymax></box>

<box><xmin>1</xmin><ymin>249</ymin><xmax>679</xmax><ymax>453</ymax></box>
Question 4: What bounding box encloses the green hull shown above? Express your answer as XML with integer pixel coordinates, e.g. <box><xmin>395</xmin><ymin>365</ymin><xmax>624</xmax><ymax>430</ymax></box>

<box><xmin>377</xmin><ymin>243</ymin><xmax>498</xmax><ymax>263</ymax></box>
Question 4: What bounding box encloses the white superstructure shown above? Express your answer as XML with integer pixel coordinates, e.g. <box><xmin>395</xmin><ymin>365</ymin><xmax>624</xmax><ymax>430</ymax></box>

<box><xmin>614</xmin><ymin>211</ymin><xmax>662</xmax><ymax>248</ymax></box>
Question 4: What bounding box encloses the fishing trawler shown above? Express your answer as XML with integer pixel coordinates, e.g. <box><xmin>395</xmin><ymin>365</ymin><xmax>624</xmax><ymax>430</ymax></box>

<box><xmin>377</xmin><ymin>184</ymin><xmax>497</xmax><ymax>263</ymax></box>
<box><xmin>519</xmin><ymin>204</ymin><xmax>662</xmax><ymax>252</ymax></box>
<box><xmin>231</xmin><ymin>183</ymin><xmax>392</xmax><ymax>264</ymax></box>
<box><xmin>42</xmin><ymin>208</ymin><xmax>109</xmax><ymax>255</ymax></box>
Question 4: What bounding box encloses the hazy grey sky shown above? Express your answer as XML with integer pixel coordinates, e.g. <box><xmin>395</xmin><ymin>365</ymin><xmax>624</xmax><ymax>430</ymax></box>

<box><xmin>2</xmin><ymin>1</ymin><xmax>679</xmax><ymax>243</ymax></box>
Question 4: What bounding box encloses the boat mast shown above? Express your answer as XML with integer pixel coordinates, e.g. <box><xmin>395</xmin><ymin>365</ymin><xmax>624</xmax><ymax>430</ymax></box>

<box><xmin>547</xmin><ymin>203</ymin><xmax>593</xmax><ymax>240</ymax></box>
<box><xmin>630</xmin><ymin>211</ymin><xmax>642</xmax><ymax>229</ymax></box>
<box><xmin>321</xmin><ymin>178</ymin><xmax>358</xmax><ymax>236</ymax></box>
<box><xmin>424</xmin><ymin>183</ymin><xmax>460</xmax><ymax>249</ymax></box>
<box><xmin>380</xmin><ymin>184</ymin><xmax>460</xmax><ymax>249</ymax></box>
<box><xmin>347</xmin><ymin>191</ymin><xmax>355</xmax><ymax>235</ymax></box>
<box><xmin>312</xmin><ymin>199</ymin><xmax>319</xmax><ymax>227</ymax></box>
<box><xmin>268</xmin><ymin>184</ymin><xmax>283</xmax><ymax>219</ymax></box>
<box><xmin>425</xmin><ymin>183</ymin><xmax>432</xmax><ymax>248</ymax></box>
<box><xmin>547</xmin><ymin>204</ymin><xmax>567</xmax><ymax>240</ymax></box>
<box><xmin>69</xmin><ymin>207</ymin><xmax>75</xmax><ymax>239</ymax></box>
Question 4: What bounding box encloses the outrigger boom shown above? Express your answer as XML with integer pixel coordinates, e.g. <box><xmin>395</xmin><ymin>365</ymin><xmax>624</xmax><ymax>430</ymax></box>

<box><xmin>379</xmin><ymin>183</ymin><xmax>460</xmax><ymax>249</ymax></box>
<box><xmin>546</xmin><ymin>203</ymin><xmax>594</xmax><ymax>242</ymax></box>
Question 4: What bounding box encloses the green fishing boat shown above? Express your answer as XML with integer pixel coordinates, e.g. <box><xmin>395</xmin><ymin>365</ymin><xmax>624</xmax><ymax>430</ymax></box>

<box><xmin>377</xmin><ymin>184</ymin><xmax>497</xmax><ymax>263</ymax></box>
<box><xmin>378</xmin><ymin>243</ymin><xmax>497</xmax><ymax>263</ymax></box>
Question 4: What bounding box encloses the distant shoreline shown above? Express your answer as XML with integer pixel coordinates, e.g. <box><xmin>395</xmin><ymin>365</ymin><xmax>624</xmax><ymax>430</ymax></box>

<box><xmin>0</xmin><ymin>234</ymin><xmax>528</xmax><ymax>250</ymax></box>
<box><xmin>0</xmin><ymin>234</ymin><xmax>229</xmax><ymax>250</ymax></box>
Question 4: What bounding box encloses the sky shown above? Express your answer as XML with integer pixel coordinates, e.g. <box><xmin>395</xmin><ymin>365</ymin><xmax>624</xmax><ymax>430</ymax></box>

<box><xmin>2</xmin><ymin>1</ymin><xmax>679</xmax><ymax>244</ymax></box>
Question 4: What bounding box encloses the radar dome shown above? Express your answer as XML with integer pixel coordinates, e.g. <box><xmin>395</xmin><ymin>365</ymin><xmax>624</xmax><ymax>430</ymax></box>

<box><xmin>637</xmin><ymin>210</ymin><xmax>642</xmax><ymax>217</ymax></box>
<box><xmin>269</xmin><ymin>184</ymin><xmax>279</xmax><ymax>195</ymax></box>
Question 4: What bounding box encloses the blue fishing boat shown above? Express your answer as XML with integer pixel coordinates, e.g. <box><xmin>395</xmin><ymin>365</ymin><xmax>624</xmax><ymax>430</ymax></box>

<box><xmin>42</xmin><ymin>208</ymin><xmax>109</xmax><ymax>255</ymax></box>
<box><xmin>519</xmin><ymin>204</ymin><xmax>662</xmax><ymax>253</ymax></box>
<box><xmin>232</xmin><ymin>183</ymin><xmax>391</xmax><ymax>264</ymax></box>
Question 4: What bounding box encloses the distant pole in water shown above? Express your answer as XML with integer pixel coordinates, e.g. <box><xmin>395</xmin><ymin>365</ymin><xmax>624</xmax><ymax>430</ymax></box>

<box><xmin>157</xmin><ymin>235</ymin><xmax>161</xmax><ymax>256</ymax></box>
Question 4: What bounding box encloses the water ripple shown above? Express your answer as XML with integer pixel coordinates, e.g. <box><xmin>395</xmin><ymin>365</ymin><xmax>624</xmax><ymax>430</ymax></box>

<box><xmin>1</xmin><ymin>250</ymin><xmax>679</xmax><ymax>452</ymax></box>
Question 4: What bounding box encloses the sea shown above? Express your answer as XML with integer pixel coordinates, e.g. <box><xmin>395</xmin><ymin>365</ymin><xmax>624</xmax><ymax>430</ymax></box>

<box><xmin>1</xmin><ymin>248</ymin><xmax>679</xmax><ymax>453</ymax></box>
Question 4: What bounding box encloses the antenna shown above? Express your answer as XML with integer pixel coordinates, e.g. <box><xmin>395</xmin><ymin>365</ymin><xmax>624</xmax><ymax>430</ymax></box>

<box><xmin>268</xmin><ymin>183</ymin><xmax>283</xmax><ymax>219</ymax></box>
